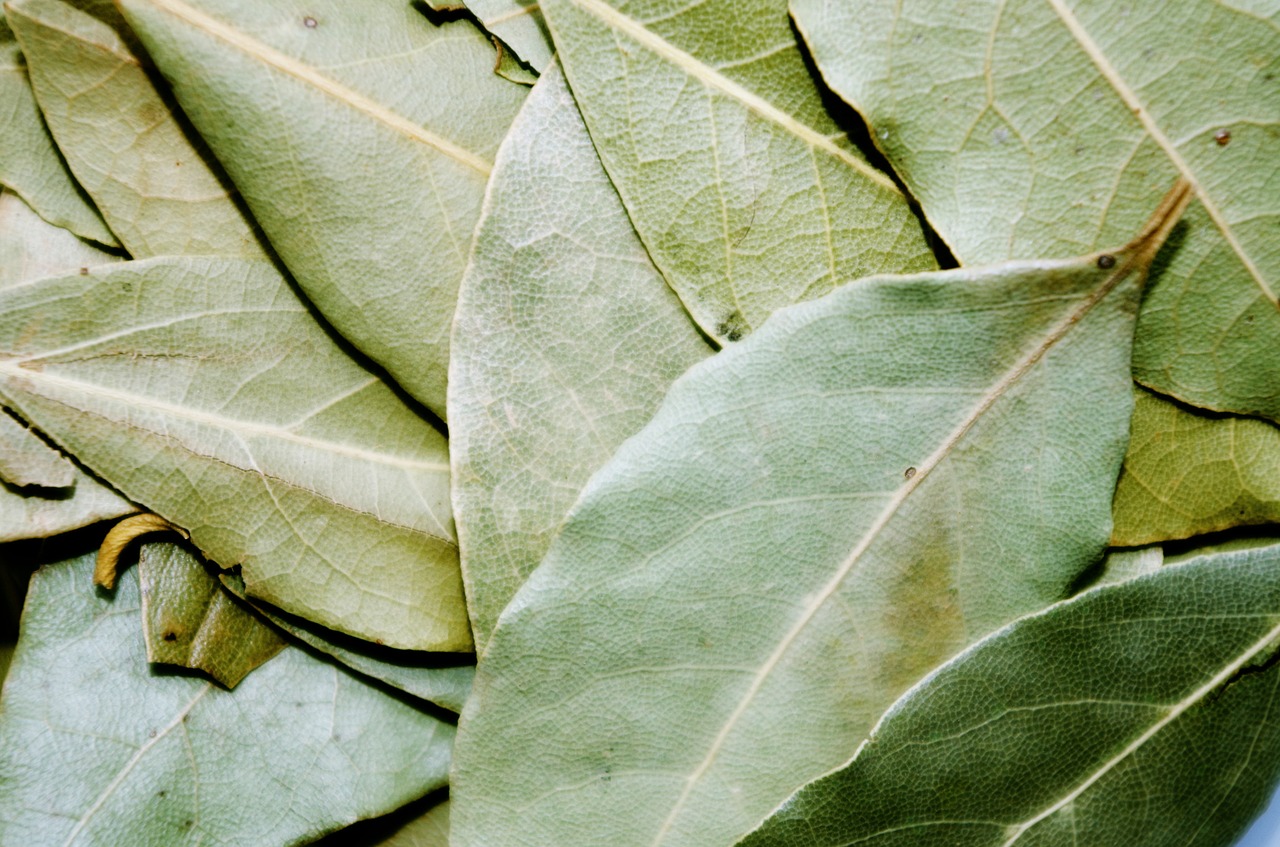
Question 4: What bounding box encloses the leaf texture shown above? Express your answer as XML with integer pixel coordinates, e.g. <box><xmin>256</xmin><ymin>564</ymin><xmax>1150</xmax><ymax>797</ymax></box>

<box><xmin>742</xmin><ymin>544</ymin><xmax>1280</xmax><ymax>847</ymax></box>
<box><xmin>449</xmin><ymin>61</ymin><xmax>713</xmax><ymax>648</ymax></box>
<box><xmin>451</xmin><ymin>189</ymin><xmax>1188</xmax><ymax>847</ymax></box>
<box><xmin>116</xmin><ymin>0</ymin><xmax>529</xmax><ymax>418</ymax></box>
<box><xmin>0</xmin><ymin>257</ymin><xmax>468</xmax><ymax>650</ymax></box>
<box><xmin>790</xmin><ymin>0</ymin><xmax>1280</xmax><ymax>420</ymax></box>
<box><xmin>539</xmin><ymin>0</ymin><xmax>937</xmax><ymax>345</ymax></box>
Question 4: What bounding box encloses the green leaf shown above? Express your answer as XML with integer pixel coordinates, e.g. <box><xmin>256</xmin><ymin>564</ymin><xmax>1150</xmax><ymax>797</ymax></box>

<box><xmin>139</xmin><ymin>541</ymin><xmax>285</xmax><ymax>688</ymax></box>
<box><xmin>7</xmin><ymin>0</ymin><xmax>264</xmax><ymax>257</ymax></box>
<box><xmin>741</xmin><ymin>543</ymin><xmax>1280</xmax><ymax>847</ymax></box>
<box><xmin>0</xmin><ymin>548</ymin><xmax>455</xmax><ymax>847</ymax></box>
<box><xmin>0</xmin><ymin>8</ymin><xmax>116</xmax><ymax>246</ymax></box>
<box><xmin>0</xmin><ymin>186</ymin><xmax>117</xmax><ymax>286</ymax></box>
<box><xmin>538</xmin><ymin>0</ymin><xmax>937</xmax><ymax>345</ymax></box>
<box><xmin>458</xmin><ymin>0</ymin><xmax>552</xmax><ymax>73</ymax></box>
<box><xmin>451</xmin><ymin>188</ymin><xmax>1188</xmax><ymax>847</ymax></box>
<box><xmin>790</xmin><ymin>0</ymin><xmax>1280</xmax><ymax>421</ymax></box>
<box><xmin>1113</xmin><ymin>387</ymin><xmax>1280</xmax><ymax>546</ymax></box>
<box><xmin>449</xmin><ymin>61</ymin><xmax>713</xmax><ymax>648</ymax></box>
<box><xmin>316</xmin><ymin>796</ymin><xmax>452</xmax><ymax>847</ymax></box>
<box><xmin>0</xmin><ymin>257</ymin><xmax>469</xmax><ymax>650</ymax></box>
<box><xmin>0</xmin><ymin>407</ymin><xmax>72</xmax><ymax>488</ymax></box>
<box><xmin>115</xmin><ymin>0</ymin><xmax>529</xmax><ymax>419</ymax></box>
<box><xmin>1092</xmin><ymin>544</ymin><xmax>1162</xmax><ymax>588</ymax></box>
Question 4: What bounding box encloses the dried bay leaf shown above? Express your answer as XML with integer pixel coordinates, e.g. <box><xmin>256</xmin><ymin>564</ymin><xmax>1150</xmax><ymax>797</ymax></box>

<box><xmin>538</xmin><ymin>0</ymin><xmax>937</xmax><ymax>345</ymax></box>
<box><xmin>449</xmin><ymin>62</ymin><xmax>713</xmax><ymax>648</ymax></box>
<box><xmin>116</xmin><ymin>0</ymin><xmax>529</xmax><ymax>419</ymax></box>
<box><xmin>742</xmin><ymin>543</ymin><xmax>1280</xmax><ymax>847</ymax></box>
<box><xmin>0</xmin><ymin>549</ymin><xmax>455</xmax><ymax>847</ymax></box>
<box><xmin>0</xmin><ymin>257</ymin><xmax>469</xmax><ymax>650</ymax></box>
<box><xmin>791</xmin><ymin>0</ymin><xmax>1280</xmax><ymax>421</ymax></box>
<box><xmin>451</xmin><ymin>187</ymin><xmax>1190</xmax><ymax>847</ymax></box>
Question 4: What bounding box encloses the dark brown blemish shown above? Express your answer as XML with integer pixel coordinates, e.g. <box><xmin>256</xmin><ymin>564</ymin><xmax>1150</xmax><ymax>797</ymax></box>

<box><xmin>162</xmin><ymin>631</ymin><xmax>177</xmax><ymax>641</ymax></box>
<box><xmin>78</xmin><ymin>267</ymin><xmax>89</xmax><ymax>276</ymax></box>
<box><xmin>904</xmin><ymin>467</ymin><xmax>917</xmax><ymax>480</ymax></box>
<box><xmin>1214</xmin><ymin>129</ymin><xmax>1231</xmax><ymax>146</ymax></box>
<box><xmin>302</xmin><ymin>16</ymin><xmax>317</xmax><ymax>28</ymax></box>
<box><xmin>1096</xmin><ymin>254</ymin><xmax>1116</xmax><ymax>269</ymax></box>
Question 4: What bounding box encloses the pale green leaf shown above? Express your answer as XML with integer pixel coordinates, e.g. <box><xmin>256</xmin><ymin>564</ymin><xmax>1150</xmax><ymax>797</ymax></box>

<box><xmin>741</xmin><ymin>544</ymin><xmax>1280</xmax><ymax>847</ymax></box>
<box><xmin>451</xmin><ymin>191</ymin><xmax>1187</xmax><ymax>847</ymax></box>
<box><xmin>317</xmin><ymin>796</ymin><xmax>452</xmax><ymax>847</ymax></box>
<box><xmin>463</xmin><ymin>0</ymin><xmax>552</xmax><ymax>73</ymax></box>
<box><xmin>6</xmin><ymin>0</ymin><xmax>263</xmax><ymax>258</ymax></box>
<box><xmin>0</xmin><ymin>8</ymin><xmax>116</xmax><ymax>246</ymax></box>
<box><xmin>1092</xmin><ymin>544</ymin><xmax>1162</xmax><ymax>588</ymax></box>
<box><xmin>1113</xmin><ymin>386</ymin><xmax>1280</xmax><ymax>546</ymax></box>
<box><xmin>0</xmin><ymin>257</ymin><xmax>469</xmax><ymax>650</ymax></box>
<box><xmin>0</xmin><ymin>549</ymin><xmax>455</xmax><ymax>847</ymax></box>
<box><xmin>139</xmin><ymin>541</ymin><xmax>285</xmax><ymax>689</ymax></box>
<box><xmin>116</xmin><ymin>0</ymin><xmax>529</xmax><ymax>419</ymax></box>
<box><xmin>0</xmin><ymin>407</ymin><xmax>72</xmax><ymax>488</ymax></box>
<box><xmin>449</xmin><ymin>61</ymin><xmax>713</xmax><ymax>648</ymax></box>
<box><xmin>221</xmin><ymin>573</ymin><xmax>475</xmax><ymax>714</ymax></box>
<box><xmin>538</xmin><ymin>0</ymin><xmax>937</xmax><ymax>345</ymax></box>
<box><xmin>791</xmin><ymin>0</ymin><xmax>1280</xmax><ymax>420</ymax></box>
<box><xmin>0</xmin><ymin>186</ymin><xmax>118</xmax><ymax>287</ymax></box>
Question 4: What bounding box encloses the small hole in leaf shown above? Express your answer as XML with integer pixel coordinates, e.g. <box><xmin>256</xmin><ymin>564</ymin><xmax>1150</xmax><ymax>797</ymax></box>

<box><xmin>1096</xmin><ymin>254</ymin><xmax>1116</xmax><ymax>269</ymax></box>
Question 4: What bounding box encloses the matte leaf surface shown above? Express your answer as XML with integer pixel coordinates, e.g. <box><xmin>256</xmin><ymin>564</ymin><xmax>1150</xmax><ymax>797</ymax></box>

<box><xmin>1113</xmin><ymin>387</ymin><xmax>1280</xmax><ymax>546</ymax></box>
<box><xmin>139</xmin><ymin>541</ymin><xmax>285</xmax><ymax>688</ymax></box>
<box><xmin>0</xmin><ymin>408</ymin><xmax>72</xmax><ymax>488</ymax></box>
<box><xmin>0</xmin><ymin>257</ymin><xmax>469</xmax><ymax>650</ymax></box>
<box><xmin>452</xmin><ymin>192</ymin><xmax>1187</xmax><ymax>847</ymax></box>
<box><xmin>742</xmin><ymin>544</ymin><xmax>1280</xmax><ymax>847</ymax></box>
<box><xmin>7</xmin><ymin>0</ymin><xmax>263</xmax><ymax>257</ymax></box>
<box><xmin>0</xmin><ymin>186</ymin><xmax>117</xmax><ymax>286</ymax></box>
<box><xmin>539</xmin><ymin>0</ymin><xmax>936</xmax><ymax>345</ymax></box>
<box><xmin>791</xmin><ymin>0</ymin><xmax>1280</xmax><ymax>419</ymax></box>
<box><xmin>463</xmin><ymin>0</ymin><xmax>551</xmax><ymax>72</ymax></box>
<box><xmin>116</xmin><ymin>0</ymin><xmax>529</xmax><ymax>418</ymax></box>
<box><xmin>0</xmin><ymin>9</ymin><xmax>115</xmax><ymax>245</ymax></box>
<box><xmin>449</xmin><ymin>62</ymin><xmax>712</xmax><ymax>648</ymax></box>
<box><xmin>0</xmin><ymin>550</ymin><xmax>455</xmax><ymax>847</ymax></box>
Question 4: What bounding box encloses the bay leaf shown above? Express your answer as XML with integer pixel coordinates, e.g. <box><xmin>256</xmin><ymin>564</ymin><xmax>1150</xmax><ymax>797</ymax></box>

<box><xmin>741</xmin><ymin>543</ymin><xmax>1280</xmax><ymax>847</ymax></box>
<box><xmin>0</xmin><ymin>8</ymin><xmax>115</xmax><ymax>246</ymax></box>
<box><xmin>449</xmin><ymin>61</ymin><xmax>713</xmax><ymax>648</ymax></box>
<box><xmin>538</xmin><ymin>0</ymin><xmax>937</xmax><ymax>345</ymax></box>
<box><xmin>116</xmin><ymin>0</ymin><xmax>529</xmax><ymax>419</ymax></box>
<box><xmin>0</xmin><ymin>407</ymin><xmax>72</xmax><ymax>488</ymax></box>
<box><xmin>790</xmin><ymin>0</ymin><xmax>1280</xmax><ymax>421</ymax></box>
<box><xmin>1113</xmin><ymin>387</ymin><xmax>1280</xmax><ymax>546</ymax></box>
<box><xmin>0</xmin><ymin>186</ymin><xmax>118</xmax><ymax>286</ymax></box>
<box><xmin>454</xmin><ymin>0</ymin><xmax>552</xmax><ymax>73</ymax></box>
<box><xmin>0</xmin><ymin>549</ymin><xmax>455</xmax><ymax>847</ymax></box>
<box><xmin>139</xmin><ymin>541</ymin><xmax>285</xmax><ymax>688</ymax></box>
<box><xmin>0</xmin><ymin>256</ymin><xmax>469</xmax><ymax>650</ymax></box>
<box><xmin>451</xmin><ymin>186</ymin><xmax>1189</xmax><ymax>847</ymax></box>
<box><xmin>314</xmin><ymin>795</ymin><xmax>451</xmax><ymax>847</ymax></box>
<box><xmin>7</xmin><ymin>0</ymin><xmax>263</xmax><ymax>258</ymax></box>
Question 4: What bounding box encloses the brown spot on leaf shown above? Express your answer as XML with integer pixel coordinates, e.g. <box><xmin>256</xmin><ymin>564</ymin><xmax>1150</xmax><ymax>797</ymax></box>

<box><xmin>904</xmin><ymin>467</ymin><xmax>917</xmax><ymax>479</ymax></box>
<box><xmin>1214</xmin><ymin>129</ymin><xmax>1231</xmax><ymax>146</ymax></box>
<box><xmin>1096</xmin><ymin>254</ymin><xmax>1116</xmax><ymax>269</ymax></box>
<box><xmin>303</xmin><ymin>16</ymin><xmax>317</xmax><ymax>27</ymax></box>
<box><xmin>163</xmin><ymin>631</ymin><xmax>177</xmax><ymax>642</ymax></box>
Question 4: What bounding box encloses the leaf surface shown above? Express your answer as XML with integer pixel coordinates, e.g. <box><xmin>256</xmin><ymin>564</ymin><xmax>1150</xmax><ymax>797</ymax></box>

<box><xmin>1113</xmin><ymin>386</ymin><xmax>1280</xmax><ymax>546</ymax></box>
<box><xmin>0</xmin><ymin>549</ymin><xmax>455</xmax><ymax>847</ymax></box>
<box><xmin>741</xmin><ymin>544</ymin><xmax>1280</xmax><ymax>847</ymax></box>
<box><xmin>0</xmin><ymin>8</ymin><xmax>115</xmax><ymax>245</ymax></box>
<box><xmin>7</xmin><ymin>0</ymin><xmax>263</xmax><ymax>257</ymax></box>
<box><xmin>539</xmin><ymin>0</ymin><xmax>936</xmax><ymax>345</ymax></box>
<box><xmin>0</xmin><ymin>257</ymin><xmax>469</xmax><ymax>650</ymax></box>
<box><xmin>464</xmin><ymin>0</ymin><xmax>551</xmax><ymax>72</ymax></box>
<box><xmin>790</xmin><ymin>0</ymin><xmax>1280</xmax><ymax>420</ymax></box>
<box><xmin>0</xmin><ymin>408</ymin><xmax>72</xmax><ymax>488</ymax></box>
<box><xmin>0</xmin><ymin>186</ymin><xmax>117</xmax><ymax>286</ymax></box>
<box><xmin>449</xmin><ymin>61</ymin><xmax>712</xmax><ymax>648</ymax></box>
<box><xmin>451</xmin><ymin>189</ymin><xmax>1188</xmax><ymax>847</ymax></box>
<box><xmin>116</xmin><ymin>0</ymin><xmax>529</xmax><ymax>418</ymax></box>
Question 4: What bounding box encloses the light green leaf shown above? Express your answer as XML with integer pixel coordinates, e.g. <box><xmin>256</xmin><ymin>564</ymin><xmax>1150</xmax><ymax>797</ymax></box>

<box><xmin>116</xmin><ymin>0</ymin><xmax>529</xmax><ymax>419</ymax></box>
<box><xmin>538</xmin><ymin>0</ymin><xmax>936</xmax><ymax>345</ymax></box>
<box><xmin>221</xmin><ymin>573</ymin><xmax>475</xmax><ymax>713</ymax></box>
<box><xmin>7</xmin><ymin>0</ymin><xmax>263</xmax><ymax>258</ymax></box>
<box><xmin>0</xmin><ymin>408</ymin><xmax>72</xmax><ymax>488</ymax></box>
<box><xmin>790</xmin><ymin>0</ymin><xmax>1280</xmax><ymax>420</ymax></box>
<box><xmin>449</xmin><ymin>61</ymin><xmax>713</xmax><ymax>648</ymax></box>
<box><xmin>139</xmin><ymin>541</ymin><xmax>285</xmax><ymax>688</ymax></box>
<box><xmin>316</xmin><ymin>796</ymin><xmax>452</xmax><ymax>847</ymax></box>
<box><xmin>1113</xmin><ymin>386</ymin><xmax>1280</xmax><ymax>546</ymax></box>
<box><xmin>0</xmin><ymin>257</ymin><xmax>469</xmax><ymax>650</ymax></box>
<box><xmin>1092</xmin><ymin>544</ymin><xmax>1162</xmax><ymax>588</ymax></box>
<box><xmin>451</xmin><ymin>189</ymin><xmax>1188</xmax><ymax>847</ymax></box>
<box><xmin>741</xmin><ymin>544</ymin><xmax>1280</xmax><ymax>847</ymax></box>
<box><xmin>461</xmin><ymin>0</ymin><xmax>552</xmax><ymax>73</ymax></box>
<box><xmin>0</xmin><ymin>186</ymin><xmax>118</xmax><ymax>286</ymax></box>
<box><xmin>0</xmin><ymin>549</ymin><xmax>455</xmax><ymax>847</ymax></box>
<box><xmin>0</xmin><ymin>8</ymin><xmax>116</xmax><ymax>246</ymax></box>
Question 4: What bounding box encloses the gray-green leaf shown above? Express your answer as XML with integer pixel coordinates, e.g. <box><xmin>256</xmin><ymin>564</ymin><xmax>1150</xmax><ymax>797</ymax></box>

<box><xmin>451</xmin><ymin>188</ymin><xmax>1188</xmax><ymax>847</ymax></box>
<box><xmin>741</xmin><ymin>543</ymin><xmax>1280</xmax><ymax>847</ymax></box>
<box><xmin>0</xmin><ymin>549</ymin><xmax>455</xmax><ymax>847</ymax></box>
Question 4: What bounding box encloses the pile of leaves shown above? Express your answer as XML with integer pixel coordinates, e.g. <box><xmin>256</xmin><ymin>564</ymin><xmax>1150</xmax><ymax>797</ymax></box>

<box><xmin>0</xmin><ymin>0</ymin><xmax>1276</xmax><ymax>845</ymax></box>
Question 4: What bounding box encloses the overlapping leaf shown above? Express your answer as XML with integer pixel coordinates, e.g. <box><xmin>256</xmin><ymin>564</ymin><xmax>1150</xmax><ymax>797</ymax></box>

<box><xmin>743</xmin><ymin>544</ymin><xmax>1280</xmax><ymax>847</ymax></box>
<box><xmin>116</xmin><ymin>0</ymin><xmax>529</xmax><ymax>418</ymax></box>
<box><xmin>791</xmin><ymin>0</ymin><xmax>1280</xmax><ymax>420</ymax></box>
<box><xmin>0</xmin><ymin>257</ymin><xmax>468</xmax><ymax>650</ymax></box>
<box><xmin>0</xmin><ymin>549</ymin><xmax>455</xmax><ymax>847</ymax></box>
<box><xmin>449</xmin><ymin>62</ymin><xmax>713</xmax><ymax>647</ymax></box>
<box><xmin>452</xmin><ymin>188</ymin><xmax>1188</xmax><ymax>847</ymax></box>
<box><xmin>539</xmin><ymin>0</ymin><xmax>937</xmax><ymax>345</ymax></box>
<box><xmin>456</xmin><ymin>0</ymin><xmax>551</xmax><ymax>73</ymax></box>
